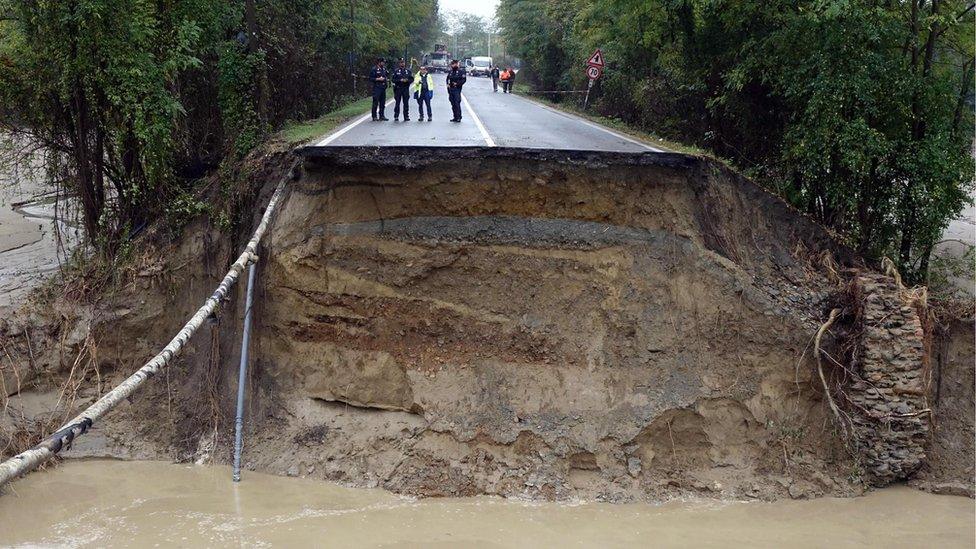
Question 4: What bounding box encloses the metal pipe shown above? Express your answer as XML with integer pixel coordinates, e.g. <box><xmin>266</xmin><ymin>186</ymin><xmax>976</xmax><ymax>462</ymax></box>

<box><xmin>0</xmin><ymin>162</ymin><xmax>295</xmax><ymax>490</ymax></box>
<box><xmin>232</xmin><ymin>260</ymin><xmax>258</xmax><ymax>482</ymax></box>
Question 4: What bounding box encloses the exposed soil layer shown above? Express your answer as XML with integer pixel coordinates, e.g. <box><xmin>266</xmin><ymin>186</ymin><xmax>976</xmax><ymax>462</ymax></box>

<box><xmin>251</xmin><ymin>148</ymin><xmax>861</xmax><ymax>501</ymax></box>
<box><xmin>1</xmin><ymin>148</ymin><xmax>971</xmax><ymax>502</ymax></box>
<box><xmin>912</xmin><ymin>318</ymin><xmax>976</xmax><ymax>497</ymax></box>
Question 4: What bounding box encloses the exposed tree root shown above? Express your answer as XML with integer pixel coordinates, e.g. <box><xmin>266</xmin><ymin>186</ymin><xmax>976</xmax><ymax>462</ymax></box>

<box><xmin>815</xmin><ymin>307</ymin><xmax>850</xmax><ymax>440</ymax></box>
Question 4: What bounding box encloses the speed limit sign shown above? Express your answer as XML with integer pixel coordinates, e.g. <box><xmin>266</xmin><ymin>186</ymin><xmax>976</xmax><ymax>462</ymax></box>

<box><xmin>586</xmin><ymin>65</ymin><xmax>602</xmax><ymax>80</ymax></box>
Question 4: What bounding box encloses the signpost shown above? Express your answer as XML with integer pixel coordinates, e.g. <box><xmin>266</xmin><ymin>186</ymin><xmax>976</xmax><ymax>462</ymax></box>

<box><xmin>583</xmin><ymin>48</ymin><xmax>605</xmax><ymax>110</ymax></box>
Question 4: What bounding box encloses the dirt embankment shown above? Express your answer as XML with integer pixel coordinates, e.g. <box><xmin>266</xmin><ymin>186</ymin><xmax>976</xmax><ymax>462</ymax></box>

<box><xmin>911</xmin><ymin>317</ymin><xmax>976</xmax><ymax>497</ymax></box>
<box><xmin>1</xmin><ymin>147</ymin><xmax>972</xmax><ymax>502</ymax></box>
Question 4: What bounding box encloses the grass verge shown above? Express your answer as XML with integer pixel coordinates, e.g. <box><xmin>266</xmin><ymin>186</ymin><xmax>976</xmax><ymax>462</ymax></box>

<box><xmin>278</xmin><ymin>96</ymin><xmax>373</xmax><ymax>145</ymax></box>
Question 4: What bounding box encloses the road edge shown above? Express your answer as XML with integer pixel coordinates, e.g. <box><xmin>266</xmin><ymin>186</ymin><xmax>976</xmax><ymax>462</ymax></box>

<box><xmin>312</xmin><ymin>98</ymin><xmax>396</xmax><ymax>147</ymax></box>
<box><xmin>511</xmin><ymin>92</ymin><xmax>668</xmax><ymax>153</ymax></box>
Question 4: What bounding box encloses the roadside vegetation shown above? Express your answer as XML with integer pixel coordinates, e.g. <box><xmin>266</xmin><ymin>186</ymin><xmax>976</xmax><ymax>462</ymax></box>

<box><xmin>278</xmin><ymin>97</ymin><xmax>374</xmax><ymax>145</ymax></box>
<box><xmin>0</xmin><ymin>0</ymin><xmax>438</xmax><ymax>257</ymax></box>
<box><xmin>499</xmin><ymin>0</ymin><xmax>975</xmax><ymax>284</ymax></box>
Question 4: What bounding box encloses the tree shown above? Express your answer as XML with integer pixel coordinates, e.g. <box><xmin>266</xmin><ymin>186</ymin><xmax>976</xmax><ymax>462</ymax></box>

<box><xmin>0</xmin><ymin>0</ymin><xmax>208</xmax><ymax>247</ymax></box>
<box><xmin>0</xmin><ymin>0</ymin><xmax>439</xmax><ymax>254</ymax></box>
<box><xmin>500</xmin><ymin>0</ymin><xmax>975</xmax><ymax>283</ymax></box>
<box><xmin>442</xmin><ymin>9</ymin><xmax>507</xmax><ymax>61</ymax></box>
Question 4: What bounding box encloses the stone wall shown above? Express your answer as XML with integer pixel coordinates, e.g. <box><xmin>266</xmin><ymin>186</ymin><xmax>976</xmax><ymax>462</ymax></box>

<box><xmin>849</xmin><ymin>274</ymin><xmax>930</xmax><ymax>485</ymax></box>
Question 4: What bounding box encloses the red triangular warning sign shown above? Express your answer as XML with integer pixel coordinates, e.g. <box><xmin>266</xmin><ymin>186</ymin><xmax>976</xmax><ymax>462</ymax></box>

<box><xmin>586</xmin><ymin>49</ymin><xmax>605</xmax><ymax>68</ymax></box>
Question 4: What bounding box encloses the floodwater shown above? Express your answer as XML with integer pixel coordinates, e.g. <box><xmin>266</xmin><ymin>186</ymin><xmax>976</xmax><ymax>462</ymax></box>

<box><xmin>0</xmin><ymin>461</ymin><xmax>972</xmax><ymax>548</ymax></box>
<box><xmin>0</xmin><ymin>152</ymin><xmax>76</xmax><ymax>311</ymax></box>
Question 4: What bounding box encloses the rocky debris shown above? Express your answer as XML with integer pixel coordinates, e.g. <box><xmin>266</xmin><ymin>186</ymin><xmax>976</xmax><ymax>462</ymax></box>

<box><xmin>848</xmin><ymin>274</ymin><xmax>930</xmax><ymax>485</ymax></box>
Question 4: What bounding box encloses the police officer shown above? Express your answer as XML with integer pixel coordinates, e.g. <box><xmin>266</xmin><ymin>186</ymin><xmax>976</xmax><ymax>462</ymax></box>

<box><xmin>391</xmin><ymin>58</ymin><xmax>413</xmax><ymax>121</ymax></box>
<box><xmin>446</xmin><ymin>59</ymin><xmax>467</xmax><ymax>123</ymax></box>
<box><xmin>368</xmin><ymin>58</ymin><xmax>389</xmax><ymax>121</ymax></box>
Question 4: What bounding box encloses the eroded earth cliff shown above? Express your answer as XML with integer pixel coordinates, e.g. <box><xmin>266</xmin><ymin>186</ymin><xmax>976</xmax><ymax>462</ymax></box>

<box><xmin>241</xmin><ymin>149</ymin><xmax>857</xmax><ymax>500</ymax></box>
<box><xmin>1</xmin><ymin>148</ymin><xmax>971</xmax><ymax>501</ymax></box>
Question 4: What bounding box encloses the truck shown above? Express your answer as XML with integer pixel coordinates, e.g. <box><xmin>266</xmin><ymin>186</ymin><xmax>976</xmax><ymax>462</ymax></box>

<box><xmin>424</xmin><ymin>44</ymin><xmax>451</xmax><ymax>73</ymax></box>
<box><xmin>469</xmin><ymin>56</ymin><xmax>493</xmax><ymax>77</ymax></box>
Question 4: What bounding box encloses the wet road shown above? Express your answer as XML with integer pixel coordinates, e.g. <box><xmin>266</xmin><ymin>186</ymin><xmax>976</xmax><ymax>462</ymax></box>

<box><xmin>311</xmin><ymin>75</ymin><xmax>662</xmax><ymax>152</ymax></box>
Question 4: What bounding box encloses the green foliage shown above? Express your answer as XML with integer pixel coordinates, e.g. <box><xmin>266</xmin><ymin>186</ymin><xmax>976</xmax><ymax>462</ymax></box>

<box><xmin>165</xmin><ymin>186</ymin><xmax>211</xmax><ymax>234</ymax></box>
<box><xmin>499</xmin><ymin>0</ymin><xmax>975</xmax><ymax>283</ymax></box>
<box><xmin>217</xmin><ymin>44</ymin><xmax>266</xmax><ymax>158</ymax></box>
<box><xmin>0</xmin><ymin>0</ymin><xmax>207</xmax><ymax>246</ymax></box>
<box><xmin>438</xmin><ymin>10</ymin><xmax>498</xmax><ymax>62</ymax></box>
<box><xmin>498</xmin><ymin>0</ymin><xmax>582</xmax><ymax>89</ymax></box>
<box><xmin>0</xmin><ymin>0</ymin><xmax>439</xmax><ymax>254</ymax></box>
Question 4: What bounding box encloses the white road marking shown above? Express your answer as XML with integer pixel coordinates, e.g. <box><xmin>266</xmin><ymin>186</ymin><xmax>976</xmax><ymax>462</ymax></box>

<box><xmin>314</xmin><ymin>98</ymin><xmax>395</xmax><ymax>147</ymax></box>
<box><xmin>513</xmin><ymin>94</ymin><xmax>664</xmax><ymax>152</ymax></box>
<box><xmin>461</xmin><ymin>92</ymin><xmax>496</xmax><ymax>147</ymax></box>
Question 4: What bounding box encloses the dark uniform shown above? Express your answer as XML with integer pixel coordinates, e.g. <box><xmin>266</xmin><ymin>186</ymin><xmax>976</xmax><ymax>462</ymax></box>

<box><xmin>368</xmin><ymin>65</ymin><xmax>389</xmax><ymax>120</ymax></box>
<box><xmin>446</xmin><ymin>66</ymin><xmax>467</xmax><ymax>122</ymax></box>
<box><xmin>490</xmin><ymin>66</ymin><xmax>500</xmax><ymax>92</ymax></box>
<box><xmin>391</xmin><ymin>65</ymin><xmax>413</xmax><ymax>121</ymax></box>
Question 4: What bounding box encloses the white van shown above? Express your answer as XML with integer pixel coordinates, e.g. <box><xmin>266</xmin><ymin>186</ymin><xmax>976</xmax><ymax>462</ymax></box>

<box><xmin>470</xmin><ymin>56</ymin><xmax>493</xmax><ymax>77</ymax></box>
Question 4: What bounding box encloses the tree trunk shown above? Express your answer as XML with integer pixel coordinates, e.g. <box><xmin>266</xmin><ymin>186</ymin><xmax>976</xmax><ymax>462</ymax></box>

<box><xmin>899</xmin><ymin>195</ymin><xmax>915</xmax><ymax>275</ymax></box>
<box><xmin>70</xmin><ymin>81</ymin><xmax>103</xmax><ymax>243</ymax></box>
<box><xmin>918</xmin><ymin>243</ymin><xmax>934</xmax><ymax>283</ymax></box>
<box><xmin>952</xmin><ymin>58</ymin><xmax>974</xmax><ymax>136</ymax></box>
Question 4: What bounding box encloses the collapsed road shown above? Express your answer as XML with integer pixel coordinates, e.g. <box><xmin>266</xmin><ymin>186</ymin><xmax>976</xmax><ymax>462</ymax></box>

<box><xmin>0</xmin><ymin>87</ymin><xmax>972</xmax><ymax>503</ymax></box>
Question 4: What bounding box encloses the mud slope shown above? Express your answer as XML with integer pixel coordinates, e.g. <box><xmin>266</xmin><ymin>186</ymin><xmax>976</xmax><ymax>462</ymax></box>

<box><xmin>230</xmin><ymin>148</ymin><xmax>861</xmax><ymax>501</ymax></box>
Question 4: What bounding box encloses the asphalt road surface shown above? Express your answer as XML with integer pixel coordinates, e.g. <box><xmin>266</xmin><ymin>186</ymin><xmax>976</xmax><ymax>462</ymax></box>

<box><xmin>310</xmin><ymin>75</ymin><xmax>663</xmax><ymax>152</ymax></box>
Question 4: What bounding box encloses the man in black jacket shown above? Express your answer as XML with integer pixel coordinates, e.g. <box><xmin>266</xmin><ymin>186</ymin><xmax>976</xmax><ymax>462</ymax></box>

<box><xmin>446</xmin><ymin>60</ymin><xmax>467</xmax><ymax>122</ymax></box>
<box><xmin>490</xmin><ymin>65</ymin><xmax>500</xmax><ymax>92</ymax></box>
<box><xmin>368</xmin><ymin>58</ymin><xmax>389</xmax><ymax>121</ymax></box>
<box><xmin>391</xmin><ymin>58</ymin><xmax>413</xmax><ymax>121</ymax></box>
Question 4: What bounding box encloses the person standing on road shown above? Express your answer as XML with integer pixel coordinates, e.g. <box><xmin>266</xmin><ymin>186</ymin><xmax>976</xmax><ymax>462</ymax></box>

<box><xmin>500</xmin><ymin>67</ymin><xmax>515</xmax><ymax>93</ymax></box>
<box><xmin>391</xmin><ymin>58</ymin><xmax>413</xmax><ymax>122</ymax></box>
<box><xmin>490</xmin><ymin>65</ymin><xmax>500</xmax><ymax>92</ymax></box>
<box><xmin>446</xmin><ymin>59</ymin><xmax>467</xmax><ymax>123</ymax></box>
<box><xmin>369</xmin><ymin>58</ymin><xmax>389</xmax><ymax>121</ymax></box>
<box><xmin>411</xmin><ymin>66</ymin><xmax>435</xmax><ymax>121</ymax></box>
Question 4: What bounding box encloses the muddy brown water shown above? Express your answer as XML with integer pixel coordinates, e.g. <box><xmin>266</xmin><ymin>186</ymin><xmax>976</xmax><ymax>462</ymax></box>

<box><xmin>0</xmin><ymin>460</ymin><xmax>972</xmax><ymax>548</ymax></box>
